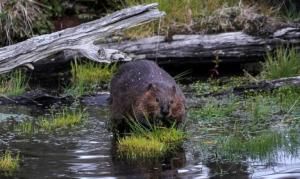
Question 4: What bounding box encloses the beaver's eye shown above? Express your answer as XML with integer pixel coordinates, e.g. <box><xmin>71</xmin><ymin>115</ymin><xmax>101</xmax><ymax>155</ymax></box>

<box><xmin>156</xmin><ymin>98</ymin><xmax>159</xmax><ymax>102</ymax></box>
<box><xmin>170</xmin><ymin>100</ymin><xmax>174</xmax><ymax>104</ymax></box>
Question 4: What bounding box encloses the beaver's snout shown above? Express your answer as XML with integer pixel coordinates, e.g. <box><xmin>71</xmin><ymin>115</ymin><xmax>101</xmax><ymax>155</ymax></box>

<box><xmin>160</xmin><ymin>105</ymin><xmax>170</xmax><ymax>117</ymax></box>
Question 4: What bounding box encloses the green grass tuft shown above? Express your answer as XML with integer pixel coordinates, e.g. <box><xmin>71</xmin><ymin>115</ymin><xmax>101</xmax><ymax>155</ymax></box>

<box><xmin>15</xmin><ymin>120</ymin><xmax>36</xmax><ymax>135</ymax></box>
<box><xmin>15</xmin><ymin>109</ymin><xmax>88</xmax><ymax>134</ymax></box>
<box><xmin>219</xmin><ymin>131</ymin><xmax>288</xmax><ymax>161</ymax></box>
<box><xmin>0</xmin><ymin>70</ymin><xmax>27</xmax><ymax>96</ymax></box>
<box><xmin>118</xmin><ymin>136</ymin><xmax>166</xmax><ymax>159</ymax></box>
<box><xmin>261</xmin><ymin>47</ymin><xmax>300</xmax><ymax>79</ymax></box>
<box><xmin>39</xmin><ymin>109</ymin><xmax>87</xmax><ymax>131</ymax></box>
<box><xmin>0</xmin><ymin>151</ymin><xmax>19</xmax><ymax>173</ymax></box>
<box><xmin>148</xmin><ymin>127</ymin><xmax>185</xmax><ymax>147</ymax></box>
<box><xmin>65</xmin><ymin>60</ymin><xmax>116</xmax><ymax>97</ymax></box>
<box><xmin>117</xmin><ymin>119</ymin><xmax>185</xmax><ymax>159</ymax></box>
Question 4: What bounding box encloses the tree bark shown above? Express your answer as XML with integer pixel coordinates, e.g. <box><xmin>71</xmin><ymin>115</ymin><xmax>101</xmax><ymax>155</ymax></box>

<box><xmin>0</xmin><ymin>3</ymin><xmax>164</xmax><ymax>74</ymax></box>
<box><xmin>102</xmin><ymin>27</ymin><xmax>300</xmax><ymax>64</ymax></box>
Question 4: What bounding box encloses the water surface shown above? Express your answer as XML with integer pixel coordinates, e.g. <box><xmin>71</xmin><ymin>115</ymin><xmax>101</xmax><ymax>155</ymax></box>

<box><xmin>0</xmin><ymin>94</ymin><xmax>300</xmax><ymax>179</ymax></box>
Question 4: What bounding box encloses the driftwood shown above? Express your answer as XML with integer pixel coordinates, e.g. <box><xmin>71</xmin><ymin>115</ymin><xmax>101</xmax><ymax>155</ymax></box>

<box><xmin>102</xmin><ymin>27</ymin><xmax>300</xmax><ymax>64</ymax></box>
<box><xmin>0</xmin><ymin>3</ymin><xmax>164</xmax><ymax>74</ymax></box>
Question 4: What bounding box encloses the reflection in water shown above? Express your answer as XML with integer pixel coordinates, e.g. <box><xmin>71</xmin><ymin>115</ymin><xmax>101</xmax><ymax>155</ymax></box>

<box><xmin>1</xmin><ymin>105</ymin><xmax>188</xmax><ymax>178</ymax></box>
<box><xmin>250</xmin><ymin>150</ymin><xmax>300</xmax><ymax>178</ymax></box>
<box><xmin>0</xmin><ymin>101</ymin><xmax>300</xmax><ymax>178</ymax></box>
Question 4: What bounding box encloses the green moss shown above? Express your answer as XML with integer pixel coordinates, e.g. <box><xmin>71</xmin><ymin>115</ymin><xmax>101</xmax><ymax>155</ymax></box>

<box><xmin>0</xmin><ymin>151</ymin><xmax>19</xmax><ymax>173</ymax></box>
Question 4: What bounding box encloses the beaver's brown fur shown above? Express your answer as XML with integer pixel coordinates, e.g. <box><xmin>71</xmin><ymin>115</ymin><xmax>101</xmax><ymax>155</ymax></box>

<box><xmin>109</xmin><ymin>60</ymin><xmax>186</xmax><ymax>132</ymax></box>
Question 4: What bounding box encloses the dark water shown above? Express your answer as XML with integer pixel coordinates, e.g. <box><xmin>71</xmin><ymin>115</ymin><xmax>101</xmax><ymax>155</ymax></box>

<box><xmin>0</xmin><ymin>95</ymin><xmax>300</xmax><ymax>179</ymax></box>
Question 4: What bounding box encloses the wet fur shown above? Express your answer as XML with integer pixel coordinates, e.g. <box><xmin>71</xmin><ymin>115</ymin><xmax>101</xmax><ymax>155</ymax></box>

<box><xmin>109</xmin><ymin>60</ymin><xmax>186</xmax><ymax>132</ymax></box>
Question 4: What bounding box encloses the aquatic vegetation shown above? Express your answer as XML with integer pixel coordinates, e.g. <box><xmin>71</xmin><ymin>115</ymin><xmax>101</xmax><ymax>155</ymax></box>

<box><xmin>118</xmin><ymin>136</ymin><xmax>166</xmax><ymax>159</ymax></box>
<box><xmin>117</xmin><ymin>119</ymin><xmax>185</xmax><ymax>159</ymax></box>
<box><xmin>66</xmin><ymin>60</ymin><xmax>116</xmax><ymax>97</ymax></box>
<box><xmin>210</xmin><ymin>129</ymin><xmax>300</xmax><ymax>164</ymax></box>
<box><xmin>191</xmin><ymin>77</ymin><xmax>251</xmax><ymax>96</ymax></box>
<box><xmin>0</xmin><ymin>151</ymin><xmax>19</xmax><ymax>173</ymax></box>
<box><xmin>15</xmin><ymin>109</ymin><xmax>88</xmax><ymax>134</ymax></box>
<box><xmin>261</xmin><ymin>47</ymin><xmax>300</xmax><ymax>79</ymax></box>
<box><xmin>246</xmin><ymin>95</ymin><xmax>272</xmax><ymax>125</ymax></box>
<box><xmin>188</xmin><ymin>78</ymin><xmax>300</xmax><ymax>170</ymax></box>
<box><xmin>39</xmin><ymin>109</ymin><xmax>87</xmax><ymax>131</ymax></box>
<box><xmin>273</xmin><ymin>86</ymin><xmax>300</xmax><ymax>113</ymax></box>
<box><xmin>0</xmin><ymin>70</ymin><xmax>27</xmax><ymax>96</ymax></box>
<box><xmin>117</xmin><ymin>128</ymin><xmax>185</xmax><ymax>159</ymax></box>
<box><xmin>189</xmin><ymin>97</ymin><xmax>238</xmax><ymax>122</ymax></box>
<box><xmin>218</xmin><ymin>131</ymin><xmax>285</xmax><ymax>161</ymax></box>
<box><xmin>15</xmin><ymin>120</ymin><xmax>36</xmax><ymax>135</ymax></box>
<box><xmin>148</xmin><ymin>127</ymin><xmax>185</xmax><ymax>146</ymax></box>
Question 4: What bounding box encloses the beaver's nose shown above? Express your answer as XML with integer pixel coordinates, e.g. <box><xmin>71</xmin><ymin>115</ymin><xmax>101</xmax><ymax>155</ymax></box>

<box><xmin>160</xmin><ymin>106</ymin><xmax>169</xmax><ymax>117</ymax></box>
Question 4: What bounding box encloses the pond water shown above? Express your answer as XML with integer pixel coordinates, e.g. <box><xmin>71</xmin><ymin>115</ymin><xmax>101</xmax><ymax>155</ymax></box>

<box><xmin>0</xmin><ymin>93</ymin><xmax>300</xmax><ymax>179</ymax></box>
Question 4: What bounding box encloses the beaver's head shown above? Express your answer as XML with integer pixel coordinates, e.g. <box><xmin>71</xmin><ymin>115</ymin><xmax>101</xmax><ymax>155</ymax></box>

<box><xmin>135</xmin><ymin>82</ymin><xmax>186</xmax><ymax>126</ymax></box>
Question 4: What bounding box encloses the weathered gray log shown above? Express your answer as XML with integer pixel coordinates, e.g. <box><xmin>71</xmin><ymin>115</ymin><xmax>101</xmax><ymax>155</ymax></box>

<box><xmin>0</xmin><ymin>3</ymin><xmax>165</xmax><ymax>74</ymax></box>
<box><xmin>101</xmin><ymin>27</ymin><xmax>300</xmax><ymax>64</ymax></box>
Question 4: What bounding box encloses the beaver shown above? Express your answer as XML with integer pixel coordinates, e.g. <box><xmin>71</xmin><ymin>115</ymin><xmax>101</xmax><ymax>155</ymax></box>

<box><xmin>109</xmin><ymin>60</ymin><xmax>186</xmax><ymax>133</ymax></box>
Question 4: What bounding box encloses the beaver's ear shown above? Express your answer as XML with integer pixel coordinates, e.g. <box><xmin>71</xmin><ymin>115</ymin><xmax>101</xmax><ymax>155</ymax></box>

<box><xmin>147</xmin><ymin>83</ymin><xmax>156</xmax><ymax>91</ymax></box>
<box><xmin>172</xmin><ymin>85</ymin><xmax>176</xmax><ymax>95</ymax></box>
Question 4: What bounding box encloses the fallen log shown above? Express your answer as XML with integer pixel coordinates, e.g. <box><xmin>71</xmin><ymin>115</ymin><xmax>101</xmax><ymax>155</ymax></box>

<box><xmin>102</xmin><ymin>27</ymin><xmax>300</xmax><ymax>64</ymax></box>
<box><xmin>0</xmin><ymin>3</ymin><xmax>165</xmax><ymax>74</ymax></box>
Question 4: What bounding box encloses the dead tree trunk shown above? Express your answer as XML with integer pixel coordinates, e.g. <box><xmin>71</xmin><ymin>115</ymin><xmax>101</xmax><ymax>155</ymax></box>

<box><xmin>0</xmin><ymin>3</ymin><xmax>164</xmax><ymax>74</ymax></box>
<box><xmin>102</xmin><ymin>27</ymin><xmax>300</xmax><ymax>64</ymax></box>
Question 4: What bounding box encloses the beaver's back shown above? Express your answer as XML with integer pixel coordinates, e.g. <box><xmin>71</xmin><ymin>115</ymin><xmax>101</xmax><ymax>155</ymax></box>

<box><xmin>110</xmin><ymin>60</ymin><xmax>176</xmax><ymax>95</ymax></box>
